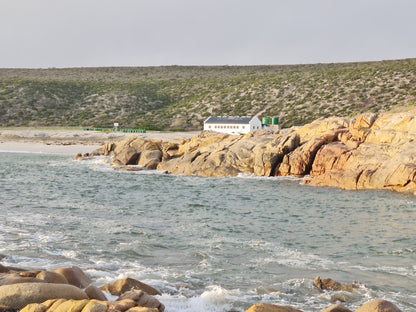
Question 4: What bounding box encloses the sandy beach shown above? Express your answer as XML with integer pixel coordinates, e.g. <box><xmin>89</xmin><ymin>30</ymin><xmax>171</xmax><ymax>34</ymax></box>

<box><xmin>0</xmin><ymin>128</ymin><xmax>200</xmax><ymax>155</ymax></box>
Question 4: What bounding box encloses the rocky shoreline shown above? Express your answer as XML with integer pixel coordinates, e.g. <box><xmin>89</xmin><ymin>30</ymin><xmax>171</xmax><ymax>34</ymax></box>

<box><xmin>76</xmin><ymin>109</ymin><xmax>416</xmax><ymax>194</ymax></box>
<box><xmin>0</xmin><ymin>260</ymin><xmax>403</xmax><ymax>312</ymax></box>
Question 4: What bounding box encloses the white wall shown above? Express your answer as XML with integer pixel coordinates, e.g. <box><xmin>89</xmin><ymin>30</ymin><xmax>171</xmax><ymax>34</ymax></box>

<box><xmin>204</xmin><ymin>123</ymin><xmax>250</xmax><ymax>134</ymax></box>
<box><xmin>249</xmin><ymin>117</ymin><xmax>262</xmax><ymax>132</ymax></box>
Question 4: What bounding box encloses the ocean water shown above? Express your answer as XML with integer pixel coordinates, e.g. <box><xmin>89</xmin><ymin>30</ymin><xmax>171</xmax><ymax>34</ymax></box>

<box><xmin>0</xmin><ymin>152</ymin><xmax>416</xmax><ymax>312</ymax></box>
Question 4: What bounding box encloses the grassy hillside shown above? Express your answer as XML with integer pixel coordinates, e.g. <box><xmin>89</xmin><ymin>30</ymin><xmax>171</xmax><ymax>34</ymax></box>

<box><xmin>1</xmin><ymin>59</ymin><xmax>416</xmax><ymax>130</ymax></box>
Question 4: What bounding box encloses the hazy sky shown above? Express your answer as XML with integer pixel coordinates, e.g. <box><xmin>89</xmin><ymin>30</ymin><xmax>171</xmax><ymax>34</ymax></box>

<box><xmin>1</xmin><ymin>0</ymin><xmax>415</xmax><ymax>68</ymax></box>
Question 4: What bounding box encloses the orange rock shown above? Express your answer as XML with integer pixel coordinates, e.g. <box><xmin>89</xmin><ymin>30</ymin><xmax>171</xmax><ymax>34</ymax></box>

<box><xmin>354</xmin><ymin>299</ymin><xmax>402</xmax><ymax>312</ymax></box>
<box><xmin>36</xmin><ymin>271</ymin><xmax>68</xmax><ymax>284</ymax></box>
<box><xmin>245</xmin><ymin>303</ymin><xmax>303</xmax><ymax>312</ymax></box>
<box><xmin>100</xmin><ymin>278</ymin><xmax>160</xmax><ymax>296</ymax></box>
<box><xmin>51</xmin><ymin>266</ymin><xmax>92</xmax><ymax>288</ymax></box>
<box><xmin>52</xmin><ymin>299</ymin><xmax>89</xmax><ymax>312</ymax></box>
<box><xmin>107</xmin><ymin>299</ymin><xmax>136</xmax><ymax>312</ymax></box>
<box><xmin>320</xmin><ymin>304</ymin><xmax>352</xmax><ymax>312</ymax></box>
<box><xmin>79</xmin><ymin>300</ymin><xmax>107</xmax><ymax>312</ymax></box>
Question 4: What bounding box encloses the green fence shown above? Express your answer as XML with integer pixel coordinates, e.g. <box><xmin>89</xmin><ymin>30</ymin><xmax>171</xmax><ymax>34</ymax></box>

<box><xmin>83</xmin><ymin>128</ymin><xmax>146</xmax><ymax>133</ymax></box>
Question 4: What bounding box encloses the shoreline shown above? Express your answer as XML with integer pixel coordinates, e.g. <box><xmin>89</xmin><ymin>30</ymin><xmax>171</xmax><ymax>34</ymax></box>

<box><xmin>0</xmin><ymin>128</ymin><xmax>200</xmax><ymax>155</ymax></box>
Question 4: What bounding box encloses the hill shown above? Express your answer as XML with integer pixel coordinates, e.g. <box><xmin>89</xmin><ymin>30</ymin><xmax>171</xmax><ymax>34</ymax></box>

<box><xmin>1</xmin><ymin>59</ymin><xmax>416</xmax><ymax>130</ymax></box>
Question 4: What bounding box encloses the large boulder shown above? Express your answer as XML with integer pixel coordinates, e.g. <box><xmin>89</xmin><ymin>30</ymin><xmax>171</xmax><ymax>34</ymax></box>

<box><xmin>100</xmin><ymin>278</ymin><xmax>160</xmax><ymax>296</ymax></box>
<box><xmin>0</xmin><ymin>283</ymin><xmax>88</xmax><ymax>311</ymax></box>
<box><xmin>275</xmin><ymin>133</ymin><xmax>336</xmax><ymax>176</ymax></box>
<box><xmin>138</xmin><ymin>150</ymin><xmax>163</xmax><ymax>169</ymax></box>
<box><xmin>354</xmin><ymin>299</ymin><xmax>402</xmax><ymax>312</ymax></box>
<box><xmin>246</xmin><ymin>303</ymin><xmax>303</xmax><ymax>312</ymax></box>
<box><xmin>306</xmin><ymin>140</ymin><xmax>416</xmax><ymax>193</ymax></box>
<box><xmin>85</xmin><ymin>285</ymin><xmax>107</xmax><ymax>301</ymax></box>
<box><xmin>111</xmin><ymin>147</ymin><xmax>140</xmax><ymax>166</ymax></box>
<box><xmin>117</xmin><ymin>290</ymin><xmax>164</xmax><ymax>312</ymax></box>
<box><xmin>0</xmin><ymin>273</ymin><xmax>46</xmax><ymax>286</ymax></box>
<box><xmin>253</xmin><ymin>133</ymin><xmax>300</xmax><ymax>176</ymax></box>
<box><xmin>35</xmin><ymin>271</ymin><xmax>68</xmax><ymax>284</ymax></box>
<box><xmin>107</xmin><ymin>299</ymin><xmax>136</xmax><ymax>311</ymax></box>
<box><xmin>50</xmin><ymin>266</ymin><xmax>92</xmax><ymax>288</ymax></box>
<box><xmin>21</xmin><ymin>297</ymin><xmax>161</xmax><ymax>312</ymax></box>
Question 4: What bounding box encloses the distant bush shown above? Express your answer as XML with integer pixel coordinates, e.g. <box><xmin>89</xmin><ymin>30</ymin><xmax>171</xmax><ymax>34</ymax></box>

<box><xmin>0</xmin><ymin>59</ymin><xmax>416</xmax><ymax>129</ymax></box>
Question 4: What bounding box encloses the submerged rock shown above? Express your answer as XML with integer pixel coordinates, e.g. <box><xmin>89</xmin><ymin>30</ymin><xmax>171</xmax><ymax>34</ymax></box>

<box><xmin>313</xmin><ymin>276</ymin><xmax>358</xmax><ymax>292</ymax></box>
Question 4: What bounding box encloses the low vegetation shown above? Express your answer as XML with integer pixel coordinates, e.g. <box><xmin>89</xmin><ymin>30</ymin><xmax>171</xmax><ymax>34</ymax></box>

<box><xmin>1</xmin><ymin>59</ymin><xmax>416</xmax><ymax>130</ymax></box>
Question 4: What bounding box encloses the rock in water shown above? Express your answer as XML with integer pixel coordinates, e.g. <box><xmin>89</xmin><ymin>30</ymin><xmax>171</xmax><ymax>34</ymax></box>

<box><xmin>320</xmin><ymin>303</ymin><xmax>352</xmax><ymax>312</ymax></box>
<box><xmin>117</xmin><ymin>290</ymin><xmax>164</xmax><ymax>312</ymax></box>
<box><xmin>85</xmin><ymin>285</ymin><xmax>107</xmax><ymax>301</ymax></box>
<box><xmin>100</xmin><ymin>277</ymin><xmax>160</xmax><ymax>296</ymax></box>
<box><xmin>84</xmin><ymin>109</ymin><xmax>416</xmax><ymax>194</ymax></box>
<box><xmin>354</xmin><ymin>299</ymin><xmax>402</xmax><ymax>312</ymax></box>
<box><xmin>35</xmin><ymin>271</ymin><xmax>69</xmax><ymax>284</ymax></box>
<box><xmin>0</xmin><ymin>283</ymin><xmax>88</xmax><ymax>310</ymax></box>
<box><xmin>246</xmin><ymin>303</ymin><xmax>303</xmax><ymax>312</ymax></box>
<box><xmin>50</xmin><ymin>266</ymin><xmax>92</xmax><ymax>288</ymax></box>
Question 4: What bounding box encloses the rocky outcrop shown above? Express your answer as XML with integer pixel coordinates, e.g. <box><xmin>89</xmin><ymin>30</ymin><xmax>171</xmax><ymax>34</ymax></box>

<box><xmin>20</xmin><ymin>298</ymin><xmax>161</xmax><ymax>312</ymax></box>
<box><xmin>85</xmin><ymin>108</ymin><xmax>416</xmax><ymax>194</ymax></box>
<box><xmin>0</xmin><ymin>262</ymin><xmax>164</xmax><ymax>312</ymax></box>
<box><xmin>0</xmin><ymin>259</ymin><xmax>404</xmax><ymax>312</ymax></box>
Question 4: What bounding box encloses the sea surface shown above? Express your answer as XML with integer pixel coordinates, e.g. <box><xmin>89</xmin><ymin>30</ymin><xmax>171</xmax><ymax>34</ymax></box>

<box><xmin>1</xmin><ymin>152</ymin><xmax>416</xmax><ymax>312</ymax></box>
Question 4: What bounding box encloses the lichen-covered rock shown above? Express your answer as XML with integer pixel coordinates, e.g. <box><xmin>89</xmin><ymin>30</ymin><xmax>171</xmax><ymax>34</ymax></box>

<box><xmin>100</xmin><ymin>277</ymin><xmax>160</xmax><ymax>296</ymax></box>
<box><xmin>50</xmin><ymin>299</ymin><xmax>89</xmax><ymax>312</ymax></box>
<box><xmin>79</xmin><ymin>300</ymin><xmax>107</xmax><ymax>312</ymax></box>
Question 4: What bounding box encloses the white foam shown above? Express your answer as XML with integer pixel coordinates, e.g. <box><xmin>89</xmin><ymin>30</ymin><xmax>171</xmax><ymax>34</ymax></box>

<box><xmin>158</xmin><ymin>285</ymin><xmax>240</xmax><ymax>312</ymax></box>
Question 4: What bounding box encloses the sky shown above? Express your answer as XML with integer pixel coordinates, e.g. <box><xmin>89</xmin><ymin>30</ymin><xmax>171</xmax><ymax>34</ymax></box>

<box><xmin>1</xmin><ymin>0</ymin><xmax>415</xmax><ymax>68</ymax></box>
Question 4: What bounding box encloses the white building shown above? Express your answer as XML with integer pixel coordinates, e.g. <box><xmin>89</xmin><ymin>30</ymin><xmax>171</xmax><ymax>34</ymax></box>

<box><xmin>203</xmin><ymin>116</ymin><xmax>263</xmax><ymax>134</ymax></box>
